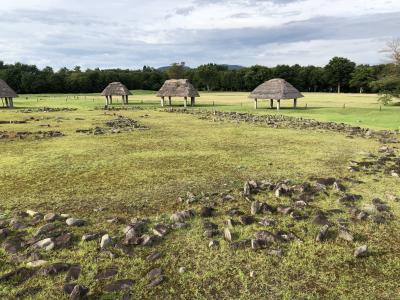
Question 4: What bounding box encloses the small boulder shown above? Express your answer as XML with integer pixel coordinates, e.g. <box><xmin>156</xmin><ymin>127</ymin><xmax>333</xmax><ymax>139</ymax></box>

<box><xmin>153</xmin><ymin>224</ymin><xmax>169</xmax><ymax>237</ymax></box>
<box><xmin>224</xmin><ymin>228</ymin><xmax>232</xmax><ymax>242</ymax></box>
<box><xmin>43</xmin><ymin>213</ymin><xmax>58</xmax><ymax>222</ymax></box>
<box><xmin>354</xmin><ymin>245</ymin><xmax>368</xmax><ymax>258</ymax></box>
<box><xmin>315</xmin><ymin>225</ymin><xmax>330</xmax><ymax>242</ymax></box>
<box><xmin>104</xmin><ymin>279</ymin><xmax>134</xmax><ymax>292</ymax></box>
<box><xmin>69</xmin><ymin>285</ymin><xmax>89</xmax><ymax>300</ymax></box>
<box><xmin>100</xmin><ymin>234</ymin><xmax>113</xmax><ymax>249</ymax></box>
<box><xmin>34</xmin><ymin>238</ymin><xmax>55</xmax><ymax>251</ymax></box>
<box><xmin>239</xmin><ymin>215</ymin><xmax>255</xmax><ymax>225</ymax></box>
<box><xmin>209</xmin><ymin>240</ymin><xmax>219</xmax><ymax>248</ymax></box>
<box><xmin>200</xmin><ymin>207</ymin><xmax>215</xmax><ymax>218</ymax></box>
<box><xmin>66</xmin><ymin>218</ymin><xmax>85</xmax><ymax>227</ymax></box>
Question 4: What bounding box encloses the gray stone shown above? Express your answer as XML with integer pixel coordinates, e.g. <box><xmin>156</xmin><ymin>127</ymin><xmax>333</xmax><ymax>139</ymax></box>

<box><xmin>41</xmin><ymin>263</ymin><xmax>70</xmax><ymax>276</ymax></box>
<box><xmin>239</xmin><ymin>215</ymin><xmax>255</xmax><ymax>225</ymax></box>
<box><xmin>100</xmin><ymin>234</ymin><xmax>112</xmax><ymax>249</ymax></box>
<box><xmin>224</xmin><ymin>228</ymin><xmax>232</xmax><ymax>242</ymax></box>
<box><xmin>65</xmin><ymin>265</ymin><xmax>81</xmax><ymax>282</ymax></box>
<box><xmin>141</xmin><ymin>234</ymin><xmax>156</xmax><ymax>246</ymax></box>
<box><xmin>315</xmin><ymin>225</ymin><xmax>330</xmax><ymax>242</ymax></box>
<box><xmin>34</xmin><ymin>238</ymin><xmax>55</xmax><ymax>251</ymax></box>
<box><xmin>209</xmin><ymin>240</ymin><xmax>219</xmax><ymax>248</ymax></box>
<box><xmin>43</xmin><ymin>213</ymin><xmax>58</xmax><ymax>222</ymax></box>
<box><xmin>26</xmin><ymin>210</ymin><xmax>40</xmax><ymax>217</ymax></box>
<box><xmin>104</xmin><ymin>279</ymin><xmax>134</xmax><ymax>292</ymax></box>
<box><xmin>66</xmin><ymin>218</ymin><xmax>85</xmax><ymax>227</ymax></box>
<box><xmin>70</xmin><ymin>285</ymin><xmax>89</xmax><ymax>300</ymax></box>
<box><xmin>82</xmin><ymin>233</ymin><xmax>100</xmax><ymax>242</ymax></box>
<box><xmin>200</xmin><ymin>207</ymin><xmax>215</xmax><ymax>218</ymax></box>
<box><xmin>354</xmin><ymin>245</ymin><xmax>368</xmax><ymax>258</ymax></box>
<box><xmin>148</xmin><ymin>276</ymin><xmax>164</xmax><ymax>288</ymax></box>
<box><xmin>170</xmin><ymin>210</ymin><xmax>195</xmax><ymax>222</ymax></box>
<box><xmin>178</xmin><ymin>267</ymin><xmax>186</xmax><ymax>274</ymax></box>
<box><xmin>153</xmin><ymin>224</ymin><xmax>169</xmax><ymax>237</ymax></box>
<box><xmin>254</xmin><ymin>231</ymin><xmax>276</xmax><ymax>242</ymax></box>
<box><xmin>54</xmin><ymin>233</ymin><xmax>73</xmax><ymax>248</ymax></box>
<box><xmin>203</xmin><ymin>229</ymin><xmax>219</xmax><ymax>238</ymax></box>
<box><xmin>147</xmin><ymin>252</ymin><xmax>162</xmax><ymax>261</ymax></box>
<box><xmin>251</xmin><ymin>239</ymin><xmax>269</xmax><ymax>250</ymax></box>
<box><xmin>338</xmin><ymin>228</ymin><xmax>354</xmax><ymax>242</ymax></box>
<box><xmin>147</xmin><ymin>268</ymin><xmax>162</xmax><ymax>280</ymax></box>
<box><xmin>95</xmin><ymin>267</ymin><xmax>118</xmax><ymax>280</ymax></box>
<box><xmin>251</xmin><ymin>201</ymin><xmax>262</xmax><ymax>215</ymax></box>
<box><xmin>35</xmin><ymin>223</ymin><xmax>56</xmax><ymax>237</ymax></box>
<box><xmin>258</xmin><ymin>219</ymin><xmax>275</xmax><ymax>227</ymax></box>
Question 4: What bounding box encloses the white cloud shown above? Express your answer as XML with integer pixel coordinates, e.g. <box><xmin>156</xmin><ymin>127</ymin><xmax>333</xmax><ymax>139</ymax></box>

<box><xmin>0</xmin><ymin>0</ymin><xmax>399</xmax><ymax>68</ymax></box>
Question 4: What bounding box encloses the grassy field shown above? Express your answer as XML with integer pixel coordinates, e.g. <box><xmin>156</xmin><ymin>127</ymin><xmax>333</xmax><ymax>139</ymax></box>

<box><xmin>0</xmin><ymin>92</ymin><xmax>400</xmax><ymax>299</ymax></box>
<box><xmin>12</xmin><ymin>91</ymin><xmax>400</xmax><ymax>130</ymax></box>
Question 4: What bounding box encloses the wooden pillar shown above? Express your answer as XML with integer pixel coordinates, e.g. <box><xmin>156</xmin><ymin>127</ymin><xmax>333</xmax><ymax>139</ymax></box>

<box><xmin>105</xmin><ymin>96</ymin><xmax>109</xmax><ymax>106</ymax></box>
<box><xmin>277</xmin><ymin>99</ymin><xmax>281</xmax><ymax>111</ymax></box>
<box><xmin>168</xmin><ymin>96</ymin><xmax>172</xmax><ymax>106</ymax></box>
<box><xmin>1</xmin><ymin>98</ymin><xmax>3</xmax><ymax>107</ymax></box>
<box><xmin>9</xmin><ymin>98</ymin><xmax>13</xmax><ymax>108</ymax></box>
<box><xmin>191</xmin><ymin>97</ymin><xmax>195</xmax><ymax>106</ymax></box>
<box><xmin>109</xmin><ymin>96</ymin><xmax>113</xmax><ymax>105</ymax></box>
<box><xmin>270</xmin><ymin>99</ymin><xmax>274</xmax><ymax>109</ymax></box>
<box><xmin>254</xmin><ymin>98</ymin><xmax>258</xmax><ymax>109</ymax></box>
<box><xmin>294</xmin><ymin>98</ymin><xmax>297</xmax><ymax>109</ymax></box>
<box><xmin>5</xmin><ymin>98</ymin><xmax>9</xmax><ymax>108</ymax></box>
<box><xmin>125</xmin><ymin>95</ymin><xmax>129</xmax><ymax>104</ymax></box>
<box><xmin>184</xmin><ymin>97</ymin><xmax>187</xmax><ymax>108</ymax></box>
<box><xmin>161</xmin><ymin>96</ymin><xmax>165</xmax><ymax>107</ymax></box>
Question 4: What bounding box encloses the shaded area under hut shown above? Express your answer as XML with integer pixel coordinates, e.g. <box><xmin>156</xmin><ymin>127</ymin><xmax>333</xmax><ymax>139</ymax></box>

<box><xmin>0</xmin><ymin>79</ymin><xmax>17</xmax><ymax>108</ymax></box>
<box><xmin>249</xmin><ymin>78</ymin><xmax>304</xmax><ymax>110</ymax></box>
<box><xmin>101</xmin><ymin>82</ymin><xmax>132</xmax><ymax>106</ymax></box>
<box><xmin>157</xmin><ymin>79</ymin><xmax>200</xmax><ymax>107</ymax></box>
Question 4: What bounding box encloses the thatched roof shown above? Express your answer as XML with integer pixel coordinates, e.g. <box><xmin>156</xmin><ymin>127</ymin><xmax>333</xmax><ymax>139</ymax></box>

<box><xmin>157</xmin><ymin>79</ymin><xmax>199</xmax><ymax>98</ymax></box>
<box><xmin>0</xmin><ymin>79</ymin><xmax>17</xmax><ymax>98</ymax></box>
<box><xmin>101</xmin><ymin>82</ymin><xmax>132</xmax><ymax>96</ymax></box>
<box><xmin>249</xmin><ymin>78</ymin><xmax>303</xmax><ymax>100</ymax></box>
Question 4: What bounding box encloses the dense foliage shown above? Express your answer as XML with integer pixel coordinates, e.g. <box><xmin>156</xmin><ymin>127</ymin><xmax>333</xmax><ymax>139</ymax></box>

<box><xmin>0</xmin><ymin>57</ymin><xmax>397</xmax><ymax>94</ymax></box>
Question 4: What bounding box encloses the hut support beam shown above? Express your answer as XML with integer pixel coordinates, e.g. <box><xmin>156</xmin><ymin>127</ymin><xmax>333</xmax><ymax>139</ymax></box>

<box><xmin>191</xmin><ymin>97</ymin><xmax>195</xmax><ymax>106</ymax></box>
<box><xmin>168</xmin><ymin>96</ymin><xmax>172</xmax><ymax>106</ymax></box>
<box><xmin>9</xmin><ymin>98</ymin><xmax>13</xmax><ymax>108</ymax></box>
<box><xmin>105</xmin><ymin>96</ymin><xmax>109</xmax><ymax>106</ymax></box>
<box><xmin>294</xmin><ymin>98</ymin><xmax>297</xmax><ymax>109</ymax></box>
<box><xmin>254</xmin><ymin>98</ymin><xmax>258</xmax><ymax>109</ymax></box>
<box><xmin>109</xmin><ymin>96</ymin><xmax>113</xmax><ymax>105</ymax></box>
<box><xmin>1</xmin><ymin>98</ymin><xmax>3</xmax><ymax>107</ymax></box>
<box><xmin>270</xmin><ymin>99</ymin><xmax>274</xmax><ymax>109</ymax></box>
<box><xmin>184</xmin><ymin>97</ymin><xmax>188</xmax><ymax>108</ymax></box>
<box><xmin>277</xmin><ymin>100</ymin><xmax>281</xmax><ymax>111</ymax></box>
<box><xmin>5</xmin><ymin>98</ymin><xmax>9</xmax><ymax>108</ymax></box>
<box><xmin>161</xmin><ymin>96</ymin><xmax>165</xmax><ymax>107</ymax></box>
<box><xmin>126</xmin><ymin>95</ymin><xmax>129</xmax><ymax>105</ymax></box>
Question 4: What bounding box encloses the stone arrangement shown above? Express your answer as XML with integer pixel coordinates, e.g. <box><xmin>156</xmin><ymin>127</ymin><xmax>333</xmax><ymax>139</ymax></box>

<box><xmin>76</xmin><ymin>116</ymin><xmax>148</xmax><ymax>135</ymax></box>
<box><xmin>164</xmin><ymin>109</ymin><xmax>399</xmax><ymax>143</ymax></box>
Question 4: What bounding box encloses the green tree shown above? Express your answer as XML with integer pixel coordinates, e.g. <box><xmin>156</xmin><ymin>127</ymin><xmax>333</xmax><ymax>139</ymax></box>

<box><xmin>167</xmin><ymin>62</ymin><xmax>186</xmax><ymax>79</ymax></box>
<box><xmin>325</xmin><ymin>57</ymin><xmax>356</xmax><ymax>93</ymax></box>
<box><xmin>350</xmin><ymin>65</ymin><xmax>375</xmax><ymax>93</ymax></box>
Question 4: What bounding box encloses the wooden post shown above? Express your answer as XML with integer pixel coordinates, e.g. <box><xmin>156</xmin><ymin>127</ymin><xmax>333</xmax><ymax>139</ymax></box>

<box><xmin>10</xmin><ymin>98</ymin><xmax>14</xmax><ymax>108</ymax></box>
<box><xmin>168</xmin><ymin>96</ymin><xmax>172</xmax><ymax>106</ymax></box>
<box><xmin>277</xmin><ymin>99</ymin><xmax>281</xmax><ymax>111</ymax></box>
<box><xmin>184</xmin><ymin>97</ymin><xmax>187</xmax><ymax>108</ymax></box>
<box><xmin>191</xmin><ymin>97</ymin><xmax>195</xmax><ymax>106</ymax></box>
<box><xmin>105</xmin><ymin>96</ymin><xmax>108</xmax><ymax>106</ymax></box>
<box><xmin>110</xmin><ymin>96</ymin><xmax>113</xmax><ymax>105</ymax></box>
<box><xmin>161</xmin><ymin>96</ymin><xmax>165</xmax><ymax>107</ymax></box>
<box><xmin>294</xmin><ymin>98</ymin><xmax>297</xmax><ymax>109</ymax></box>
<box><xmin>1</xmin><ymin>98</ymin><xmax>3</xmax><ymax>107</ymax></box>
<box><xmin>125</xmin><ymin>95</ymin><xmax>129</xmax><ymax>104</ymax></box>
<box><xmin>270</xmin><ymin>99</ymin><xmax>273</xmax><ymax>109</ymax></box>
<box><xmin>254</xmin><ymin>98</ymin><xmax>258</xmax><ymax>109</ymax></box>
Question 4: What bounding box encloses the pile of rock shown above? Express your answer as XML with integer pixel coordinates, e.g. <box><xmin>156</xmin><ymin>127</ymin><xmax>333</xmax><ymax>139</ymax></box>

<box><xmin>164</xmin><ymin>109</ymin><xmax>399</xmax><ymax>143</ymax></box>
<box><xmin>0</xmin><ymin>130</ymin><xmax>64</xmax><ymax>140</ymax></box>
<box><xmin>76</xmin><ymin>116</ymin><xmax>148</xmax><ymax>135</ymax></box>
<box><xmin>20</xmin><ymin>107</ymin><xmax>77</xmax><ymax>113</ymax></box>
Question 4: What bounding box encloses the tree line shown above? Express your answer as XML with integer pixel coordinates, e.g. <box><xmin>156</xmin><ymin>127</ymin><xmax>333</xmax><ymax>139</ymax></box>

<box><xmin>0</xmin><ymin>54</ymin><xmax>398</xmax><ymax>95</ymax></box>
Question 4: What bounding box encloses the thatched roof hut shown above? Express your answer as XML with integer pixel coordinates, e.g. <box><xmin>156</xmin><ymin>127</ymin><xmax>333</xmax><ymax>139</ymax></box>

<box><xmin>0</xmin><ymin>79</ymin><xmax>17</xmax><ymax>108</ymax></box>
<box><xmin>249</xmin><ymin>78</ymin><xmax>303</xmax><ymax>110</ymax></box>
<box><xmin>101</xmin><ymin>82</ymin><xmax>131</xmax><ymax>106</ymax></box>
<box><xmin>157</xmin><ymin>79</ymin><xmax>199</xmax><ymax>107</ymax></box>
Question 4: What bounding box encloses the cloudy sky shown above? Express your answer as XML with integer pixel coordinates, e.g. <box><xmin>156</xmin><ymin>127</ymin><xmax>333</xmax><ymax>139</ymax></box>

<box><xmin>0</xmin><ymin>0</ymin><xmax>399</xmax><ymax>69</ymax></box>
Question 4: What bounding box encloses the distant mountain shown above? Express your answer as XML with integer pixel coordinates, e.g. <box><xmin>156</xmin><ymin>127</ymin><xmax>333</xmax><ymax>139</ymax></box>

<box><xmin>157</xmin><ymin>64</ymin><xmax>245</xmax><ymax>71</ymax></box>
<box><xmin>221</xmin><ymin>64</ymin><xmax>245</xmax><ymax>70</ymax></box>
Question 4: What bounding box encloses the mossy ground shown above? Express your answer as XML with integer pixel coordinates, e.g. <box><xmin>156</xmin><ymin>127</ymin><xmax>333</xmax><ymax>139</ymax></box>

<box><xmin>0</xmin><ymin>92</ymin><xmax>399</xmax><ymax>299</ymax></box>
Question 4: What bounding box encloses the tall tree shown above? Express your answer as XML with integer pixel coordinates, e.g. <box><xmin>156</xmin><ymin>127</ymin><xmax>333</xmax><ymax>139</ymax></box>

<box><xmin>325</xmin><ymin>57</ymin><xmax>356</xmax><ymax>93</ymax></box>
<box><xmin>167</xmin><ymin>62</ymin><xmax>186</xmax><ymax>79</ymax></box>
<box><xmin>350</xmin><ymin>65</ymin><xmax>375</xmax><ymax>93</ymax></box>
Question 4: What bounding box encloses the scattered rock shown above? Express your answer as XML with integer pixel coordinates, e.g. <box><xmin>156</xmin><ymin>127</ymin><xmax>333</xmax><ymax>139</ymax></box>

<box><xmin>239</xmin><ymin>215</ymin><xmax>255</xmax><ymax>225</ymax></box>
<box><xmin>95</xmin><ymin>267</ymin><xmax>118</xmax><ymax>280</ymax></box>
<box><xmin>66</xmin><ymin>218</ymin><xmax>85</xmax><ymax>227</ymax></box>
<box><xmin>224</xmin><ymin>228</ymin><xmax>232</xmax><ymax>242</ymax></box>
<box><xmin>0</xmin><ymin>268</ymin><xmax>37</xmax><ymax>284</ymax></box>
<box><xmin>170</xmin><ymin>210</ymin><xmax>195</xmax><ymax>222</ymax></box>
<box><xmin>41</xmin><ymin>263</ymin><xmax>71</xmax><ymax>276</ymax></box>
<box><xmin>147</xmin><ymin>268</ymin><xmax>162</xmax><ymax>280</ymax></box>
<box><xmin>100</xmin><ymin>234</ymin><xmax>113</xmax><ymax>249</ymax></box>
<box><xmin>82</xmin><ymin>233</ymin><xmax>100</xmax><ymax>242</ymax></box>
<box><xmin>312</xmin><ymin>212</ymin><xmax>329</xmax><ymax>226</ymax></box>
<box><xmin>354</xmin><ymin>245</ymin><xmax>368</xmax><ymax>258</ymax></box>
<box><xmin>200</xmin><ymin>207</ymin><xmax>215</xmax><ymax>218</ymax></box>
<box><xmin>203</xmin><ymin>229</ymin><xmax>219</xmax><ymax>238</ymax></box>
<box><xmin>178</xmin><ymin>267</ymin><xmax>186</xmax><ymax>274</ymax></box>
<box><xmin>65</xmin><ymin>265</ymin><xmax>81</xmax><ymax>282</ymax></box>
<box><xmin>15</xmin><ymin>286</ymin><xmax>42</xmax><ymax>298</ymax></box>
<box><xmin>258</xmin><ymin>219</ymin><xmax>275</xmax><ymax>227</ymax></box>
<box><xmin>230</xmin><ymin>239</ymin><xmax>251</xmax><ymax>250</ymax></box>
<box><xmin>27</xmin><ymin>260</ymin><xmax>48</xmax><ymax>268</ymax></box>
<box><xmin>43</xmin><ymin>213</ymin><xmax>58</xmax><ymax>222</ymax></box>
<box><xmin>146</xmin><ymin>252</ymin><xmax>162</xmax><ymax>261</ymax></box>
<box><xmin>26</xmin><ymin>210</ymin><xmax>40</xmax><ymax>217</ymax></box>
<box><xmin>209</xmin><ymin>240</ymin><xmax>219</xmax><ymax>248</ymax></box>
<box><xmin>2</xmin><ymin>237</ymin><xmax>23</xmax><ymax>254</ymax></box>
<box><xmin>153</xmin><ymin>224</ymin><xmax>168</xmax><ymax>237</ymax></box>
<box><xmin>35</xmin><ymin>223</ymin><xmax>56</xmax><ymax>237</ymax></box>
<box><xmin>251</xmin><ymin>201</ymin><xmax>263</xmax><ymax>215</ymax></box>
<box><xmin>315</xmin><ymin>225</ymin><xmax>330</xmax><ymax>242</ymax></box>
<box><xmin>104</xmin><ymin>279</ymin><xmax>134</xmax><ymax>292</ymax></box>
<box><xmin>251</xmin><ymin>239</ymin><xmax>269</xmax><ymax>250</ymax></box>
<box><xmin>70</xmin><ymin>285</ymin><xmax>89</xmax><ymax>300</ymax></box>
<box><xmin>34</xmin><ymin>238</ymin><xmax>55</xmax><ymax>251</ymax></box>
<box><xmin>338</xmin><ymin>228</ymin><xmax>354</xmax><ymax>242</ymax></box>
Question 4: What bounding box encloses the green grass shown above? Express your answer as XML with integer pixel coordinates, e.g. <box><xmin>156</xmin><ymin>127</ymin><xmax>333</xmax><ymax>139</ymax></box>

<box><xmin>9</xmin><ymin>91</ymin><xmax>400</xmax><ymax>130</ymax></box>
<box><xmin>0</xmin><ymin>92</ymin><xmax>400</xmax><ymax>299</ymax></box>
